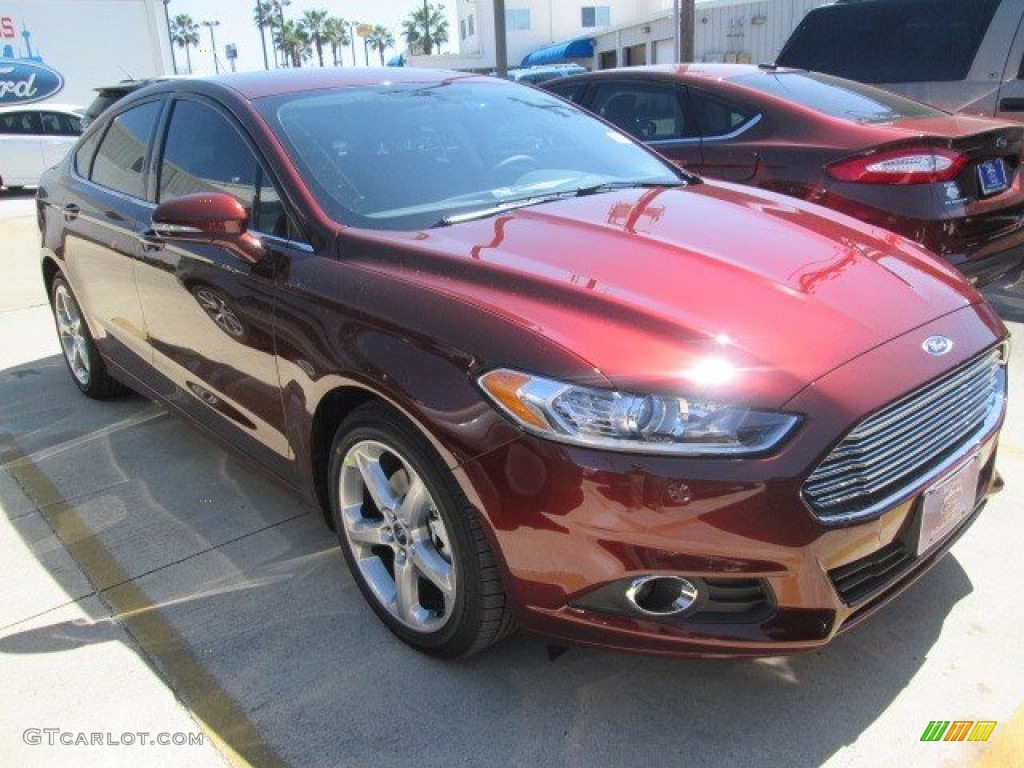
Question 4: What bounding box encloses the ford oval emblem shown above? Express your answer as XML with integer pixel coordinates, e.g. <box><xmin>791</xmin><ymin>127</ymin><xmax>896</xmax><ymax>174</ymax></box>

<box><xmin>0</xmin><ymin>59</ymin><xmax>65</xmax><ymax>105</ymax></box>
<box><xmin>923</xmin><ymin>336</ymin><xmax>953</xmax><ymax>356</ymax></box>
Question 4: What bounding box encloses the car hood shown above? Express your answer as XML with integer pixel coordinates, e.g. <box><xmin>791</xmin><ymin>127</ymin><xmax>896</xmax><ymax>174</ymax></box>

<box><xmin>346</xmin><ymin>182</ymin><xmax>982</xmax><ymax>406</ymax></box>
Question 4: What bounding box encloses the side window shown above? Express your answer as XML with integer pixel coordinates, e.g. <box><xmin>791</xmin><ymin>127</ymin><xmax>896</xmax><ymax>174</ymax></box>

<box><xmin>591</xmin><ymin>83</ymin><xmax>696</xmax><ymax>141</ymax></box>
<box><xmin>40</xmin><ymin>112</ymin><xmax>82</xmax><ymax>136</ymax></box>
<box><xmin>0</xmin><ymin>111</ymin><xmax>42</xmax><ymax>135</ymax></box>
<box><xmin>90</xmin><ymin>101</ymin><xmax>162</xmax><ymax>199</ymax></box>
<box><xmin>689</xmin><ymin>91</ymin><xmax>757</xmax><ymax>138</ymax></box>
<box><xmin>158</xmin><ymin>99</ymin><xmax>287</xmax><ymax>237</ymax></box>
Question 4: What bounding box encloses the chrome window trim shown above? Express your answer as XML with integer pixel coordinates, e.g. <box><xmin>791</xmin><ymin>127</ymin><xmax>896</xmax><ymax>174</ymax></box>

<box><xmin>253</xmin><ymin>230</ymin><xmax>314</xmax><ymax>253</ymax></box>
<box><xmin>700</xmin><ymin>112</ymin><xmax>763</xmax><ymax>143</ymax></box>
<box><xmin>646</xmin><ymin>113</ymin><xmax>762</xmax><ymax>147</ymax></box>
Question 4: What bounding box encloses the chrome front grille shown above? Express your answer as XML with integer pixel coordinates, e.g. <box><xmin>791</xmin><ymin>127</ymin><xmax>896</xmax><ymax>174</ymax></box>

<box><xmin>804</xmin><ymin>346</ymin><xmax>1006</xmax><ymax>522</ymax></box>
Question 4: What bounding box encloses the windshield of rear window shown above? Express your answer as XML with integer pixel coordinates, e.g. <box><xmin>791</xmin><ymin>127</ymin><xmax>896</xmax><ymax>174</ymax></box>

<box><xmin>776</xmin><ymin>0</ymin><xmax>1000</xmax><ymax>83</ymax></box>
<box><xmin>732</xmin><ymin>71</ymin><xmax>945</xmax><ymax>123</ymax></box>
<box><xmin>256</xmin><ymin>80</ymin><xmax>681</xmax><ymax>230</ymax></box>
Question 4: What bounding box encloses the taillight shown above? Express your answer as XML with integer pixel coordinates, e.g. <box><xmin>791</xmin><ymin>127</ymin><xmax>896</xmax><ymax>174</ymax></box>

<box><xmin>827</xmin><ymin>146</ymin><xmax>967</xmax><ymax>185</ymax></box>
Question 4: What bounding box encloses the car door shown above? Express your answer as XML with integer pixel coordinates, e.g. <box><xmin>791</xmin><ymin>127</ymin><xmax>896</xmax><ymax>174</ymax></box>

<box><xmin>39</xmin><ymin>110</ymin><xmax>82</xmax><ymax>168</ymax></box>
<box><xmin>688</xmin><ymin>89</ymin><xmax>762</xmax><ymax>182</ymax></box>
<box><xmin>60</xmin><ymin>99</ymin><xmax>163</xmax><ymax>380</ymax></box>
<box><xmin>0</xmin><ymin>110</ymin><xmax>45</xmax><ymax>186</ymax></box>
<box><xmin>134</xmin><ymin>95</ymin><xmax>299</xmax><ymax>472</ymax></box>
<box><xmin>588</xmin><ymin>80</ymin><xmax>703</xmax><ymax>171</ymax></box>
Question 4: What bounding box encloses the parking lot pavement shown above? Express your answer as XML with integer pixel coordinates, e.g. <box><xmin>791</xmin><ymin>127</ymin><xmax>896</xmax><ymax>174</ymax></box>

<box><xmin>1</xmin><ymin>188</ymin><xmax>1022</xmax><ymax>767</ymax></box>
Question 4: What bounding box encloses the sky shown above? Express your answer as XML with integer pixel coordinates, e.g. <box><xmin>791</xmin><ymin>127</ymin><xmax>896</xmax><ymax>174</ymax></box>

<box><xmin>163</xmin><ymin>0</ymin><xmax>460</xmax><ymax>74</ymax></box>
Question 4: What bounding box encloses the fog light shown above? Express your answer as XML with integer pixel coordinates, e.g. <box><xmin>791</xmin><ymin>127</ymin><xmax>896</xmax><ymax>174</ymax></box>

<box><xmin>625</xmin><ymin>575</ymin><xmax>699</xmax><ymax>616</ymax></box>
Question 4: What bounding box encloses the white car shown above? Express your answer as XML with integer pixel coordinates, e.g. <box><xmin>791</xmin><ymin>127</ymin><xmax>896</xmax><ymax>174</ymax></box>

<box><xmin>0</xmin><ymin>104</ymin><xmax>83</xmax><ymax>189</ymax></box>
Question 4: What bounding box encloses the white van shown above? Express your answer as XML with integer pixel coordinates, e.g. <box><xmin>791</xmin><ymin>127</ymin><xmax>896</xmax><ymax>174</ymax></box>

<box><xmin>776</xmin><ymin>0</ymin><xmax>1024</xmax><ymax>121</ymax></box>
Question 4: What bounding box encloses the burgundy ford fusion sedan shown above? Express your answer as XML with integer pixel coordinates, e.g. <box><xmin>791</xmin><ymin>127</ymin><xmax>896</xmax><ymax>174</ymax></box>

<box><xmin>37</xmin><ymin>69</ymin><xmax>1008</xmax><ymax>658</ymax></box>
<box><xmin>543</xmin><ymin>64</ymin><xmax>1024</xmax><ymax>286</ymax></box>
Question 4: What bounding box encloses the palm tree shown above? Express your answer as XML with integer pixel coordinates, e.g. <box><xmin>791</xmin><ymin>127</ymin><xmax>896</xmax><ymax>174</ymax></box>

<box><xmin>300</xmin><ymin>9</ymin><xmax>330</xmax><ymax>67</ymax></box>
<box><xmin>275</xmin><ymin>19</ymin><xmax>311</xmax><ymax>68</ymax></box>
<box><xmin>402</xmin><ymin>2</ymin><xmax>448</xmax><ymax>56</ymax></box>
<box><xmin>323</xmin><ymin>17</ymin><xmax>350</xmax><ymax>66</ymax></box>
<box><xmin>368</xmin><ymin>25</ymin><xmax>395</xmax><ymax>66</ymax></box>
<box><xmin>267</xmin><ymin>0</ymin><xmax>292</xmax><ymax>67</ymax></box>
<box><xmin>252</xmin><ymin>2</ymin><xmax>272</xmax><ymax>70</ymax></box>
<box><xmin>170</xmin><ymin>14</ymin><xmax>200</xmax><ymax>74</ymax></box>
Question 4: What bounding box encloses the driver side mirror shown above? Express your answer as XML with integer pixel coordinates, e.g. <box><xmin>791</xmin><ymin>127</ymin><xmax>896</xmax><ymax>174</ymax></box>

<box><xmin>152</xmin><ymin>192</ymin><xmax>265</xmax><ymax>264</ymax></box>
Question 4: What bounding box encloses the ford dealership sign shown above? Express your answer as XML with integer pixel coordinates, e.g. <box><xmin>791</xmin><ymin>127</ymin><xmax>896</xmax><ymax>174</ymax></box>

<box><xmin>0</xmin><ymin>59</ymin><xmax>64</xmax><ymax>105</ymax></box>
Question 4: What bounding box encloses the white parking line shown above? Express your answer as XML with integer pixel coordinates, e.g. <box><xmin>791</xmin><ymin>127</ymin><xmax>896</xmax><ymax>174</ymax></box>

<box><xmin>0</xmin><ymin>408</ymin><xmax>167</xmax><ymax>470</ymax></box>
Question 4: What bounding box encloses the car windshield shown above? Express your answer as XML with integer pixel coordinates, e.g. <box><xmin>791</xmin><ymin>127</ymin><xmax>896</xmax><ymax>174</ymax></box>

<box><xmin>732</xmin><ymin>71</ymin><xmax>945</xmax><ymax>124</ymax></box>
<box><xmin>256</xmin><ymin>79</ymin><xmax>683</xmax><ymax>230</ymax></box>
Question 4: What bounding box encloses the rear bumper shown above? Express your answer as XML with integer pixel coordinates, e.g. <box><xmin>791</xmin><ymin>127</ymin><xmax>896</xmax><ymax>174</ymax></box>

<box><xmin>945</xmin><ymin>238</ymin><xmax>1024</xmax><ymax>286</ymax></box>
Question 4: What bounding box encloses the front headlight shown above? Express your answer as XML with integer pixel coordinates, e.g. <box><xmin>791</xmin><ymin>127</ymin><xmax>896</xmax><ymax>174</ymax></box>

<box><xmin>478</xmin><ymin>368</ymin><xmax>800</xmax><ymax>456</ymax></box>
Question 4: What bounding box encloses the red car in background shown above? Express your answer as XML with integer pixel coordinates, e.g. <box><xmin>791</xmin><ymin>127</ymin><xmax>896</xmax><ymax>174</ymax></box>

<box><xmin>544</xmin><ymin>64</ymin><xmax>1024</xmax><ymax>286</ymax></box>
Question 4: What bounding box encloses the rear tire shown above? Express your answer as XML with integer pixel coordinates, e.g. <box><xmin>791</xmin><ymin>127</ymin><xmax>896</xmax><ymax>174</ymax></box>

<box><xmin>329</xmin><ymin>402</ymin><xmax>515</xmax><ymax>658</ymax></box>
<box><xmin>51</xmin><ymin>274</ymin><xmax>126</xmax><ymax>399</ymax></box>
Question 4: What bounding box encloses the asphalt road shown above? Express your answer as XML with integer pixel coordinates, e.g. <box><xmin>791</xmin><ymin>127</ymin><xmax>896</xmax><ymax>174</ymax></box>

<box><xmin>1</xmin><ymin>188</ymin><xmax>1022</xmax><ymax>768</ymax></box>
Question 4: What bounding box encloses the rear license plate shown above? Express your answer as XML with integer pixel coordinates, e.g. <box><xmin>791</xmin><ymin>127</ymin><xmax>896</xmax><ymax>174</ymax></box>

<box><xmin>977</xmin><ymin>158</ymin><xmax>1009</xmax><ymax>196</ymax></box>
<box><xmin>916</xmin><ymin>454</ymin><xmax>980</xmax><ymax>556</ymax></box>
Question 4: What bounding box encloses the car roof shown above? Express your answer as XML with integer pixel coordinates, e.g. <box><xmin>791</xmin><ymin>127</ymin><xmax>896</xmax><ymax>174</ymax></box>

<box><xmin>551</xmin><ymin>63</ymin><xmax>805</xmax><ymax>84</ymax></box>
<box><xmin>161</xmin><ymin>67</ymin><xmax>482</xmax><ymax>101</ymax></box>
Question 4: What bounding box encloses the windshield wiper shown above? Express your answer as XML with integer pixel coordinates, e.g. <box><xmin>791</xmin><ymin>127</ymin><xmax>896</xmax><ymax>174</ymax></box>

<box><xmin>439</xmin><ymin>191</ymin><xmax>579</xmax><ymax>225</ymax></box>
<box><xmin>574</xmin><ymin>179</ymin><xmax>691</xmax><ymax>196</ymax></box>
<box><xmin>438</xmin><ymin>179</ymin><xmax>692</xmax><ymax>226</ymax></box>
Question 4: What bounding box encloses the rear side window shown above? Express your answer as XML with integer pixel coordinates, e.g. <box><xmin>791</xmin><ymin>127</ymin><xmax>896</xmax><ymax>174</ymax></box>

<box><xmin>90</xmin><ymin>101</ymin><xmax>162</xmax><ymax>199</ymax></box>
<box><xmin>591</xmin><ymin>82</ymin><xmax>697</xmax><ymax>140</ymax></box>
<box><xmin>689</xmin><ymin>91</ymin><xmax>757</xmax><ymax>138</ymax></box>
<box><xmin>0</xmin><ymin>111</ymin><xmax>41</xmax><ymax>135</ymax></box>
<box><xmin>732</xmin><ymin>72</ymin><xmax>944</xmax><ymax>123</ymax></box>
<box><xmin>157</xmin><ymin>99</ymin><xmax>286</xmax><ymax>236</ymax></box>
<box><xmin>778</xmin><ymin>0</ymin><xmax>1001</xmax><ymax>83</ymax></box>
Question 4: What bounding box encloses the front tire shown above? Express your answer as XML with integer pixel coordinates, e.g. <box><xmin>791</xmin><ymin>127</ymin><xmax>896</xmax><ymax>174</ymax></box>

<box><xmin>329</xmin><ymin>403</ymin><xmax>515</xmax><ymax>658</ymax></box>
<box><xmin>51</xmin><ymin>274</ymin><xmax>125</xmax><ymax>399</ymax></box>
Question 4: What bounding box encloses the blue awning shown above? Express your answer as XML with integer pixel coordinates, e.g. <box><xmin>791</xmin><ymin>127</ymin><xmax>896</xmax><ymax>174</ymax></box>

<box><xmin>386</xmin><ymin>54</ymin><xmax>405</xmax><ymax>67</ymax></box>
<box><xmin>520</xmin><ymin>38</ymin><xmax>594</xmax><ymax>67</ymax></box>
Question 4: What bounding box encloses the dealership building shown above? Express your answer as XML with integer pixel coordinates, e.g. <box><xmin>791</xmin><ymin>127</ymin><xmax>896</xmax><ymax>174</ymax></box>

<box><xmin>0</xmin><ymin>0</ymin><xmax>173</xmax><ymax>108</ymax></box>
<box><xmin>427</xmin><ymin>0</ymin><xmax>829</xmax><ymax>71</ymax></box>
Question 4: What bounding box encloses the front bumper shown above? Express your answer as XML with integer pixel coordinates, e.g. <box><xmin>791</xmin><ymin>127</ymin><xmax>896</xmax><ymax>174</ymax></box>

<box><xmin>453</xmin><ymin>306</ymin><xmax>1007</xmax><ymax>656</ymax></box>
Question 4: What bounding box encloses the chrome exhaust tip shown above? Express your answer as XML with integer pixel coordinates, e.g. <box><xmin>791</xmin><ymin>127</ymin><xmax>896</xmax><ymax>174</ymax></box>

<box><xmin>625</xmin><ymin>575</ymin><xmax>699</xmax><ymax>617</ymax></box>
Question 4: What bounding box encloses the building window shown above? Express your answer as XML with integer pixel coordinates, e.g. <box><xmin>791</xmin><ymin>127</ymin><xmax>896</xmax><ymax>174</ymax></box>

<box><xmin>506</xmin><ymin>8</ymin><xmax>530</xmax><ymax>32</ymax></box>
<box><xmin>581</xmin><ymin>6</ymin><xmax>610</xmax><ymax>28</ymax></box>
<box><xmin>468</xmin><ymin>14</ymin><xmax>474</xmax><ymax>36</ymax></box>
<box><xmin>460</xmin><ymin>19</ymin><xmax>466</xmax><ymax>40</ymax></box>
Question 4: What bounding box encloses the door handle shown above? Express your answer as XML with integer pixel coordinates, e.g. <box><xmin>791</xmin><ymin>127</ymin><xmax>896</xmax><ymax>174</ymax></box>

<box><xmin>999</xmin><ymin>98</ymin><xmax>1024</xmax><ymax>112</ymax></box>
<box><xmin>62</xmin><ymin>203</ymin><xmax>80</xmax><ymax>222</ymax></box>
<box><xmin>137</xmin><ymin>230</ymin><xmax>165</xmax><ymax>252</ymax></box>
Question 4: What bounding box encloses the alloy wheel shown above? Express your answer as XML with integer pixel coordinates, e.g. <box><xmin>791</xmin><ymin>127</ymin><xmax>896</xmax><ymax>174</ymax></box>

<box><xmin>337</xmin><ymin>439</ymin><xmax>456</xmax><ymax>632</ymax></box>
<box><xmin>54</xmin><ymin>282</ymin><xmax>91</xmax><ymax>387</ymax></box>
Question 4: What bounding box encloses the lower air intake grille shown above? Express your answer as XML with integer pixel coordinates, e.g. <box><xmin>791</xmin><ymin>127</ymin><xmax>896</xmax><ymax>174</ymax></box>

<box><xmin>829</xmin><ymin>542</ymin><xmax>912</xmax><ymax>605</ymax></box>
<box><xmin>691</xmin><ymin>578</ymin><xmax>773</xmax><ymax>623</ymax></box>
